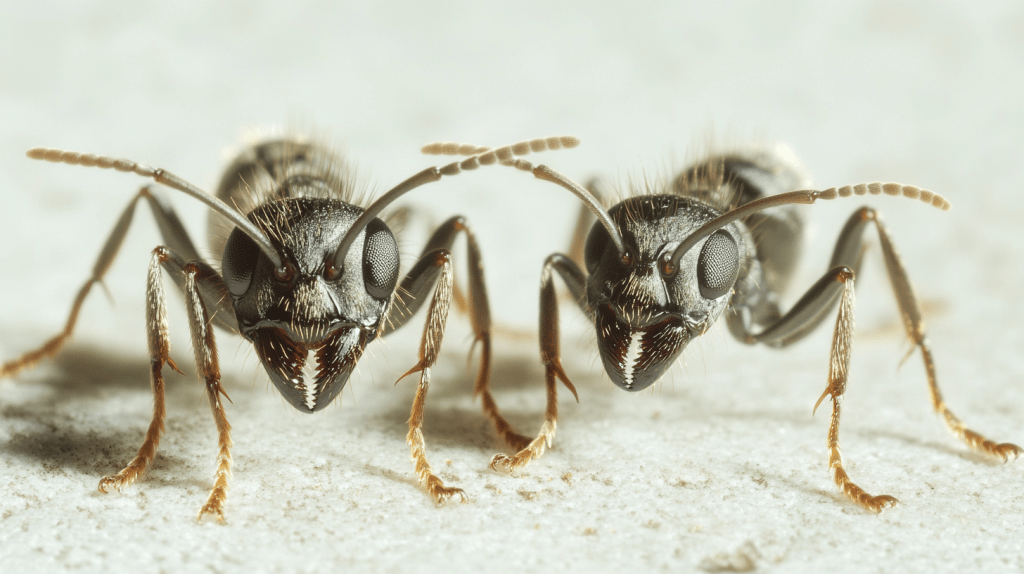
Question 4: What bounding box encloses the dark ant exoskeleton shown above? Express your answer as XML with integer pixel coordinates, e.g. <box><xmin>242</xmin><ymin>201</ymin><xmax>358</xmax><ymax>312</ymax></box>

<box><xmin>0</xmin><ymin>135</ymin><xmax>579</xmax><ymax>521</ymax></box>
<box><xmin>436</xmin><ymin>144</ymin><xmax>1021</xmax><ymax>512</ymax></box>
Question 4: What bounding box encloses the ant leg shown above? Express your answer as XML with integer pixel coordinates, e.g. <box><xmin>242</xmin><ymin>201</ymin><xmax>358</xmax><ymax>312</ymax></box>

<box><xmin>736</xmin><ymin>207</ymin><xmax>1020</xmax><ymax>511</ymax></box>
<box><xmin>96</xmin><ymin>247</ymin><xmax>177</xmax><ymax>497</ymax></box>
<box><xmin>180</xmin><ymin>259</ymin><xmax>233</xmax><ymax>523</ymax></box>
<box><xmin>382</xmin><ymin>217</ymin><xmax>530</xmax><ymax>451</ymax></box>
<box><xmin>97</xmin><ymin>247</ymin><xmax>234</xmax><ymax>522</ymax></box>
<box><xmin>816</xmin><ymin>268</ymin><xmax>901</xmax><ymax>512</ymax></box>
<box><xmin>395</xmin><ymin>249</ymin><xmax>466</xmax><ymax>504</ymax></box>
<box><xmin>862</xmin><ymin>209</ymin><xmax>1021</xmax><ymax>461</ymax></box>
<box><xmin>1</xmin><ymin>186</ymin><xmax>216</xmax><ymax>379</ymax></box>
<box><xmin>764</xmin><ymin>208</ymin><xmax>1021</xmax><ymax>460</ymax></box>
<box><xmin>742</xmin><ymin>264</ymin><xmax>900</xmax><ymax>511</ymax></box>
<box><xmin>490</xmin><ymin>254</ymin><xmax>587</xmax><ymax>473</ymax></box>
<box><xmin>732</xmin><ymin>211</ymin><xmax>895</xmax><ymax>509</ymax></box>
<box><xmin>485</xmin><ymin>177</ymin><xmax>601</xmax><ymax>465</ymax></box>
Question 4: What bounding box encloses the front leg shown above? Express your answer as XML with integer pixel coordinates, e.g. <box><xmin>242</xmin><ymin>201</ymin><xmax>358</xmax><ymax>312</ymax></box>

<box><xmin>97</xmin><ymin>247</ymin><xmax>235</xmax><ymax>522</ymax></box>
<box><xmin>181</xmin><ymin>259</ymin><xmax>234</xmax><ymax>522</ymax></box>
<box><xmin>398</xmin><ymin>249</ymin><xmax>466</xmax><ymax>504</ymax></box>
<box><xmin>97</xmin><ymin>247</ymin><xmax>178</xmax><ymax>494</ymax></box>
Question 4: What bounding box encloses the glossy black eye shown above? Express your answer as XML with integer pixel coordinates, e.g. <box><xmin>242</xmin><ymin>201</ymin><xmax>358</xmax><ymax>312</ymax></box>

<box><xmin>696</xmin><ymin>230</ymin><xmax>739</xmax><ymax>300</ymax></box>
<box><xmin>222</xmin><ymin>227</ymin><xmax>261</xmax><ymax>298</ymax></box>
<box><xmin>583</xmin><ymin>221</ymin><xmax>610</xmax><ymax>274</ymax></box>
<box><xmin>362</xmin><ymin>218</ymin><xmax>399</xmax><ymax>300</ymax></box>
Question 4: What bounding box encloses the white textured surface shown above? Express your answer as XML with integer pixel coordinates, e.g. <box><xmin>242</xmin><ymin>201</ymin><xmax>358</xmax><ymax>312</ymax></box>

<box><xmin>1</xmin><ymin>2</ymin><xmax>1023</xmax><ymax>573</ymax></box>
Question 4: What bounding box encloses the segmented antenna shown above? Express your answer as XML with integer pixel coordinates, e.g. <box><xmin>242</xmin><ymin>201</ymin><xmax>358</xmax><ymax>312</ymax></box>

<box><xmin>331</xmin><ymin>136</ymin><xmax>604</xmax><ymax>274</ymax></box>
<box><xmin>420</xmin><ymin>142</ymin><xmax>492</xmax><ymax>156</ymax></box>
<box><xmin>26</xmin><ymin>147</ymin><xmax>285</xmax><ymax>269</ymax></box>
<box><xmin>664</xmin><ymin>183</ymin><xmax>951</xmax><ymax>276</ymax></box>
<box><xmin>421</xmin><ymin>136</ymin><xmax>580</xmax><ymax>159</ymax></box>
<box><xmin>425</xmin><ymin>137</ymin><xmax>626</xmax><ymax>255</ymax></box>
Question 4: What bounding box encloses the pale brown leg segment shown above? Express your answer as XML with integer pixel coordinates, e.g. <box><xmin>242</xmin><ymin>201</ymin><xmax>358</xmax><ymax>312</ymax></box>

<box><xmin>407</xmin><ymin>367</ymin><xmax>465</xmax><ymax>504</ymax></box>
<box><xmin>181</xmin><ymin>261</ymin><xmax>233</xmax><ymax>522</ymax></box>
<box><xmin>399</xmin><ymin>250</ymin><xmax>465</xmax><ymax>504</ymax></box>
<box><xmin>490</xmin><ymin>254</ymin><xmax>581</xmax><ymax>473</ymax></box>
<box><xmin>2</xmin><ymin>189</ymin><xmax>145</xmax><ymax>379</ymax></box>
<box><xmin>488</xmin><ymin>363</ymin><xmax>563</xmax><ymax>473</ymax></box>
<box><xmin>812</xmin><ymin>269</ymin><xmax>899</xmax><ymax>512</ymax></box>
<box><xmin>97</xmin><ymin>248</ymin><xmax>177</xmax><ymax>493</ymax></box>
<box><xmin>0</xmin><ymin>280</ymin><xmax>94</xmax><ymax>379</ymax></box>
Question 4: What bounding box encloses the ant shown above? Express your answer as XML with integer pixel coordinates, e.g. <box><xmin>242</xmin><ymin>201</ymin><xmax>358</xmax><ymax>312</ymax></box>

<box><xmin>427</xmin><ymin>144</ymin><xmax>1022</xmax><ymax>512</ymax></box>
<box><xmin>0</xmin><ymin>135</ymin><xmax>578</xmax><ymax>521</ymax></box>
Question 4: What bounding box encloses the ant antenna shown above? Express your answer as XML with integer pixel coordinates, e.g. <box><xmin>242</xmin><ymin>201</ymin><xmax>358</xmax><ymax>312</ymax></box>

<box><xmin>529</xmin><ymin>165</ymin><xmax>625</xmax><ymax>257</ymax></box>
<box><xmin>421</xmin><ymin>141</ymin><xmax>625</xmax><ymax>255</ymax></box>
<box><xmin>663</xmin><ymin>183</ymin><xmax>951</xmax><ymax>276</ymax></box>
<box><xmin>26</xmin><ymin>147</ymin><xmax>286</xmax><ymax>270</ymax></box>
<box><xmin>331</xmin><ymin>136</ymin><xmax>625</xmax><ymax>274</ymax></box>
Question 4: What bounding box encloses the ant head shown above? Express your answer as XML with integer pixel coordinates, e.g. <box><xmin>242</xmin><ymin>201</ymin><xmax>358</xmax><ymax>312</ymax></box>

<box><xmin>584</xmin><ymin>195</ymin><xmax>744</xmax><ymax>391</ymax></box>
<box><xmin>222</xmin><ymin>197</ymin><xmax>399</xmax><ymax>412</ymax></box>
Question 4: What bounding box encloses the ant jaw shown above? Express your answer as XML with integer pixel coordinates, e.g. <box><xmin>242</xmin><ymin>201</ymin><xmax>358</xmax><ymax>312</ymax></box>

<box><xmin>595</xmin><ymin>306</ymin><xmax>689</xmax><ymax>392</ymax></box>
<box><xmin>251</xmin><ymin>326</ymin><xmax>368</xmax><ymax>412</ymax></box>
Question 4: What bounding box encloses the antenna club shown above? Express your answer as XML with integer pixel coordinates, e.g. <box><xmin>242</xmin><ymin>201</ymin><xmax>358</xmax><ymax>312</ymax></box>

<box><xmin>420</xmin><ymin>136</ymin><xmax>580</xmax><ymax>158</ymax></box>
<box><xmin>26</xmin><ymin>147</ymin><xmax>51</xmax><ymax>160</ymax></box>
<box><xmin>420</xmin><ymin>142</ymin><xmax>491</xmax><ymax>156</ymax></box>
<box><xmin>818</xmin><ymin>183</ymin><xmax>951</xmax><ymax>211</ymax></box>
<box><xmin>26</xmin><ymin>147</ymin><xmax>147</xmax><ymax>174</ymax></box>
<box><xmin>554</xmin><ymin>136</ymin><xmax>580</xmax><ymax>149</ymax></box>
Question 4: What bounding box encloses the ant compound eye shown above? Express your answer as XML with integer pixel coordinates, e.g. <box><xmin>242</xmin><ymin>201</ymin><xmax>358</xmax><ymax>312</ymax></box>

<box><xmin>696</xmin><ymin>230</ymin><xmax>739</xmax><ymax>300</ymax></box>
<box><xmin>362</xmin><ymin>218</ymin><xmax>399</xmax><ymax>300</ymax></box>
<box><xmin>583</xmin><ymin>222</ymin><xmax>610</xmax><ymax>274</ymax></box>
<box><xmin>222</xmin><ymin>227</ymin><xmax>261</xmax><ymax>297</ymax></box>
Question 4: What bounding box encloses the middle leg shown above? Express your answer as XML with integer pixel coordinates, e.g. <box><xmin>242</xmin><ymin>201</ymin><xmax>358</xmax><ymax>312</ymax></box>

<box><xmin>394</xmin><ymin>248</ymin><xmax>466</xmax><ymax>504</ymax></box>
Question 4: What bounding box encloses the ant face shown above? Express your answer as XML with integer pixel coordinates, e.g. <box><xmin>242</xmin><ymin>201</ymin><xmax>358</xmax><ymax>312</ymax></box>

<box><xmin>222</xmin><ymin>197</ymin><xmax>399</xmax><ymax>412</ymax></box>
<box><xmin>584</xmin><ymin>195</ymin><xmax>743</xmax><ymax>391</ymax></box>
